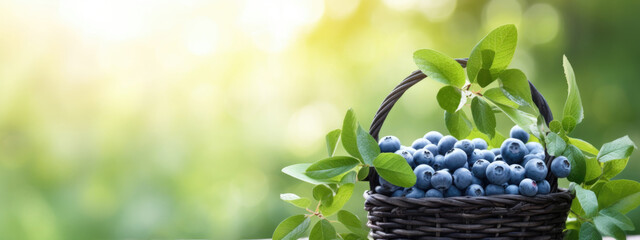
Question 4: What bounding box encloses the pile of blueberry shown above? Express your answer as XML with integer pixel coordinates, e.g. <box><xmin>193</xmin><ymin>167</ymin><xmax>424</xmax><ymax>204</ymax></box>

<box><xmin>375</xmin><ymin>126</ymin><xmax>572</xmax><ymax>198</ymax></box>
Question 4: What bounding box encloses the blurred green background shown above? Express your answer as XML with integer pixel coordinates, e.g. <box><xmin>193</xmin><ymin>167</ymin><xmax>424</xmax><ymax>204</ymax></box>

<box><xmin>1</xmin><ymin>0</ymin><xmax>639</xmax><ymax>239</ymax></box>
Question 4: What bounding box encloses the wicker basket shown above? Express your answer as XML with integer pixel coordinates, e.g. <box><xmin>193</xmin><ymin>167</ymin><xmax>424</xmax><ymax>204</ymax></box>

<box><xmin>363</xmin><ymin>58</ymin><xmax>574</xmax><ymax>239</ymax></box>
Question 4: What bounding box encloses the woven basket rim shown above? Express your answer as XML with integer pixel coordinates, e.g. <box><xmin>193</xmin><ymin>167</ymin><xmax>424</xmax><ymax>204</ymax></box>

<box><xmin>365</xmin><ymin>188</ymin><xmax>572</xmax><ymax>206</ymax></box>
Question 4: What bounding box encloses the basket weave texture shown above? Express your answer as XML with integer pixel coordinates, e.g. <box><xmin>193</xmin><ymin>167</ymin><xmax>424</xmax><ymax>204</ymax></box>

<box><xmin>364</xmin><ymin>58</ymin><xmax>574</xmax><ymax>239</ymax></box>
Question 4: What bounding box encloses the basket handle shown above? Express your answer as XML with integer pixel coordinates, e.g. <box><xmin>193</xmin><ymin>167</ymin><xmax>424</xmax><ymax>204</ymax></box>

<box><xmin>366</xmin><ymin>58</ymin><xmax>555</xmax><ymax>191</ymax></box>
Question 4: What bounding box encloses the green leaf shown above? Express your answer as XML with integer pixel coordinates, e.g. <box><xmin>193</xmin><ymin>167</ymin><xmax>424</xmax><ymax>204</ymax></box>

<box><xmin>476</xmin><ymin>68</ymin><xmax>494</xmax><ymax>87</ymax></box>
<box><xmin>483</xmin><ymin>88</ymin><xmax>519</xmax><ymax>108</ymax></box>
<box><xmin>579</xmin><ymin>222</ymin><xmax>601</xmax><ymax>240</ymax></box>
<box><xmin>337</xmin><ymin>210</ymin><xmax>368</xmax><ymax>236</ymax></box>
<box><xmin>498</xmin><ymin>69</ymin><xmax>533</xmax><ymax>106</ymax></box>
<box><xmin>437</xmin><ymin>86</ymin><xmax>464</xmax><ymax>113</ymax></box>
<box><xmin>273</xmin><ymin>215</ymin><xmax>311</xmax><ymax>240</ymax></box>
<box><xmin>305</xmin><ymin>156</ymin><xmax>360</xmax><ymax>180</ymax></box>
<box><xmin>481</xmin><ymin>49</ymin><xmax>495</xmax><ymax>69</ymax></box>
<box><xmin>562</xmin><ymin>55</ymin><xmax>584</xmax><ymax>125</ymax></box>
<box><xmin>319</xmin><ymin>183</ymin><xmax>354</xmax><ymax>216</ymax></box>
<box><xmin>485</xmin><ymin>98</ymin><xmax>537</xmax><ymax>129</ymax></box>
<box><xmin>340</xmin><ymin>171</ymin><xmax>357</xmax><ymax>184</ymax></box>
<box><xmin>598</xmin><ymin>179</ymin><xmax>640</xmax><ymax>214</ymax></box>
<box><xmin>326</xmin><ymin>129</ymin><xmax>341</xmax><ymax>157</ymax></box>
<box><xmin>549</xmin><ymin>120</ymin><xmax>563</xmax><ymax>134</ymax></box>
<box><xmin>341</xmin><ymin>109</ymin><xmax>362</xmax><ymax>160</ymax></box>
<box><xmin>444</xmin><ymin>110</ymin><xmax>472</xmax><ymax>139</ymax></box>
<box><xmin>413</xmin><ymin>49</ymin><xmax>466</xmax><ymax>87</ymax></box>
<box><xmin>373</xmin><ymin>153</ymin><xmax>417</xmax><ymax>188</ymax></box>
<box><xmin>471</xmin><ymin>97</ymin><xmax>496</xmax><ymax>138</ymax></box>
<box><xmin>594</xmin><ymin>216</ymin><xmax>626</xmax><ymax>240</ymax></box>
<box><xmin>283</xmin><ymin>163</ymin><xmax>341</xmax><ymax>185</ymax></box>
<box><xmin>546</xmin><ymin>132</ymin><xmax>567</xmax><ymax>156</ymax></box>
<box><xmin>313</xmin><ymin>185</ymin><xmax>334</xmax><ymax>206</ymax></box>
<box><xmin>597</xmin><ymin>136</ymin><xmax>637</xmax><ymax>163</ymax></box>
<box><xmin>575</xmin><ymin>185</ymin><xmax>598</xmax><ymax>218</ymax></box>
<box><xmin>603</xmin><ymin>158</ymin><xmax>628</xmax><ymax>180</ymax></box>
<box><xmin>340</xmin><ymin>233</ymin><xmax>367</xmax><ymax>240</ymax></box>
<box><xmin>597</xmin><ymin>208</ymin><xmax>635</xmax><ymax>231</ymax></box>
<box><xmin>309</xmin><ymin>219</ymin><xmax>337</xmax><ymax>240</ymax></box>
<box><xmin>357</xmin><ymin>166</ymin><xmax>369</xmax><ymax>181</ymax></box>
<box><xmin>584</xmin><ymin>157</ymin><xmax>602</xmax><ymax>183</ymax></box>
<box><xmin>467</xmin><ymin>24</ymin><xmax>518</xmax><ymax>85</ymax></box>
<box><xmin>280</xmin><ymin>193</ymin><xmax>311</xmax><ymax>209</ymax></box>
<box><xmin>563</xmin><ymin>116</ymin><xmax>577</xmax><ymax>134</ymax></box>
<box><xmin>568</xmin><ymin>137</ymin><xmax>599</xmax><ymax>156</ymax></box>
<box><xmin>356</xmin><ymin>124</ymin><xmax>379</xmax><ymax>165</ymax></box>
<box><xmin>565</xmin><ymin>145</ymin><xmax>587</xmax><ymax>184</ymax></box>
<box><xmin>565</xmin><ymin>220</ymin><xmax>581</xmax><ymax>230</ymax></box>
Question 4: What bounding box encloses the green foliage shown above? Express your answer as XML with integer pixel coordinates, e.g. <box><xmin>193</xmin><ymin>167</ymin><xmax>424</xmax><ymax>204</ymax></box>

<box><xmin>326</xmin><ymin>129</ymin><xmax>341</xmax><ymax>157</ymax></box>
<box><xmin>313</xmin><ymin>185</ymin><xmax>334</xmax><ymax>206</ymax></box>
<box><xmin>372</xmin><ymin>153</ymin><xmax>417</xmax><ymax>188</ymax></box>
<box><xmin>498</xmin><ymin>69</ymin><xmax>534</xmax><ymax>106</ymax></box>
<box><xmin>545</xmin><ymin>132</ymin><xmax>566</xmax><ymax>156</ymax></box>
<box><xmin>280</xmin><ymin>193</ymin><xmax>311</xmax><ymax>209</ymax></box>
<box><xmin>444</xmin><ymin>110</ymin><xmax>472</xmax><ymax>139</ymax></box>
<box><xmin>309</xmin><ymin>219</ymin><xmax>337</xmax><ymax>240</ymax></box>
<box><xmin>471</xmin><ymin>97</ymin><xmax>496</xmax><ymax>138</ymax></box>
<box><xmin>305</xmin><ymin>156</ymin><xmax>360</xmax><ymax>180</ymax></box>
<box><xmin>437</xmin><ymin>86</ymin><xmax>464</xmax><ymax>113</ymax></box>
<box><xmin>597</xmin><ymin>136</ymin><xmax>637</xmax><ymax>163</ymax></box>
<box><xmin>467</xmin><ymin>24</ymin><xmax>518</xmax><ymax>86</ymax></box>
<box><xmin>341</xmin><ymin>109</ymin><xmax>362</xmax><ymax>160</ymax></box>
<box><xmin>562</xmin><ymin>56</ymin><xmax>584</xmax><ymax>125</ymax></box>
<box><xmin>356</xmin><ymin>125</ymin><xmax>380</xmax><ymax>165</ymax></box>
<box><xmin>413</xmin><ymin>49</ymin><xmax>466</xmax><ymax>87</ymax></box>
<box><xmin>483</xmin><ymin>88</ymin><xmax>519</xmax><ymax>108</ymax></box>
<box><xmin>273</xmin><ymin>215</ymin><xmax>311</xmax><ymax>240</ymax></box>
<box><xmin>580</xmin><ymin>222</ymin><xmax>602</xmax><ymax>240</ymax></box>
<box><xmin>575</xmin><ymin>185</ymin><xmax>598</xmax><ymax>218</ymax></box>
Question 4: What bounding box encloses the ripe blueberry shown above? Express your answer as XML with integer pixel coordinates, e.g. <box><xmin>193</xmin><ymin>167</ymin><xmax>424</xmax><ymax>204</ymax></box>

<box><xmin>431</xmin><ymin>170</ymin><xmax>453</xmax><ymax>191</ymax></box>
<box><xmin>425</xmin><ymin>189</ymin><xmax>444</xmax><ymax>198</ymax></box>
<box><xmin>395</xmin><ymin>149</ymin><xmax>416</xmax><ymax>168</ymax></box>
<box><xmin>471</xmin><ymin>175</ymin><xmax>484</xmax><ymax>185</ymax></box>
<box><xmin>444</xmin><ymin>148</ymin><xmax>467</xmax><ymax>170</ymax></box>
<box><xmin>471</xmin><ymin>138</ymin><xmax>488</xmax><ymax>150</ymax></box>
<box><xmin>510</xmin><ymin>125</ymin><xmax>530</xmax><ymax>143</ymax></box>
<box><xmin>454</xmin><ymin>139</ymin><xmax>475</xmax><ymax>156</ymax></box>
<box><xmin>490</xmin><ymin>148</ymin><xmax>501</xmax><ymax>156</ymax></box>
<box><xmin>401</xmin><ymin>146</ymin><xmax>417</xmax><ymax>155</ymax></box>
<box><xmin>486</xmin><ymin>184</ymin><xmax>505</xmax><ymax>196</ymax></box>
<box><xmin>486</xmin><ymin>161</ymin><xmax>511</xmax><ymax>185</ymax></box>
<box><xmin>494</xmin><ymin>155</ymin><xmax>503</xmax><ymax>162</ymax></box>
<box><xmin>445</xmin><ymin>186</ymin><xmax>462</xmax><ymax>197</ymax></box>
<box><xmin>472</xmin><ymin>159</ymin><xmax>490</xmax><ymax>179</ymax></box>
<box><xmin>378</xmin><ymin>177</ymin><xmax>400</xmax><ymax>192</ymax></box>
<box><xmin>550</xmin><ymin>156</ymin><xmax>571</xmax><ymax>178</ymax></box>
<box><xmin>413</xmin><ymin>149</ymin><xmax>435</xmax><ymax>166</ymax></box>
<box><xmin>391</xmin><ymin>189</ymin><xmax>405</xmax><ymax>197</ymax></box>
<box><xmin>481</xmin><ymin>150</ymin><xmax>496</xmax><ymax>163</ymax></box>
<box><xmin>424</xmin><ymin>144</ymin><xmax>439</xmax><ymax>156</ymax></box>
<box><xmin>505</xmin><ymin>185</ymin><xmax>519</xmax><ymax>195</ymax></box>
<box><xmin>509</xmin><ymin>164</ymin><xmax>526</xmax><ymax>185</ymax></box>
<box><xmin>525</xmin><ymin>159</ymin><xmax>548</xmax><ymax>181</ymax></box>
<box><xmin>424</xmin><ymin>131</ymin><xmax>444</xmax><ymax>145</ymax></box>
<box><xmin>525</xmin><ymin>142</ymin><xmax>544</xmax><ymax>154</ymax></box>
<box><xmin>500</xmin><ymin>138</ymin><xmax>529</xmax><ymax>165</ymax></box>
<box><xmin>378</xmin><ymin>136</ymin><xmax>401</xmax><ymax>153</ymax></box>
<box><xmin>522</xmin><ymin>153</ymin><xmax>545</xmax><ymax>167</ymax></box>
<box><xmin>437</xmin><ymin>135</ymin><xmax>458</xmax><ymax>155</ymax></box>
<box><xmin>468</xmin><ymin>149</ymin><xmax>485</xmax><ymax>166</ymax></box>
<box><xmin>465</xmin><ymin>184</ymin><xmax>485</xmax><ymax>196</ymax></box>
<box><xmin>433</xmin><ymin>155</ymin><xmax>445</xmax><ymax>170</ymax></box>
<box><xmin>414</xmin><ymin>164</ymin><xmax>435</xmax><ymax>190</ymax></box>
<box><xmin>404</xmin><ymin>187</ymin><xmax>425</xmax><ymax>198</ymax></box>
<box><xmin>375</xmin><ymin>185</ymin><xmax>393</xmax><ymax>195</ymax></box>
<box><xmin>537</xmin><ymin>180</ymin><xmax>550</xmax><ymax>194</ymax></box>
<box><xmin>453</xmin><ymin>168</ymin><xmax>473</xmax><ymax>189</ymax></box>
<box><xmin>519</xmin><ymin>178</ymin><xmax>538</xmax><ymax>196</ymax></box>
<box><xmin>411</xmin><ymin>138</ymin><xmax>431</xmax><ymax>150</ymax></box>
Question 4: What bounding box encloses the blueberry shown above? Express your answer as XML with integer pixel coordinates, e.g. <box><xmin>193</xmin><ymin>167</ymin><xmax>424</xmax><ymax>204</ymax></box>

<box><xmin>490</xmin><ymin>148</ymin><xmax>501</xmax><ymax>156</ymax></box>
<box><xmin>494</xmin><ymin>155</ymin><xmax>503</xmax><ymax>162</ymax></box>
<box><xmin>437</xmin><ymin>135</ymin><xmax>458</xmax><ymax>155</ymax></box>
<box><xmin>509</xmin><ymin>164</ymin><xmax>526</xmax><ymax>185</ymax></box>
<box><xmin>486</xmin><ymin>161</ymin><xmax>511</xmax><ymax>185</ymax></box>
<box><xmin>525</xmin><ymin>159</ymin><xmax>548</xmax><ymax>181</ymax></box>
<box><xmin>425</xmin><ymin>189</ymin><xmax>444</xmax><ymax>198</ymax></box>
<box><xmin>468</xmin><ymin>149</ymin><xmax>485</xmax><ymax>166</ymax></box>
<box><xmin>472</xmin><ymin>159</ymin><xmax>490</xmax><ymax>179</ymax></box>
<box><xmin>445</xmin><ymin>186</ymin><xmax>462</xmax><ymax>197</ymax></box>
<box><xmin>537</xmin><ymin>180</ymin><xmax>550</xmax><ymax>194</ymax></box>
<box><xmin>505</xmin><ymin>185</ymin><xmax>519</xmax><ymax>195</ymax></box>
<box><xmin>375</xmin><ymin>185</ymin><xmax>393</xmax><ymax>195</ymax></box>
<box><xmin>486</xmin><ymin>184</ymin><xmax>505</xmax><ymax>196</ymax></box>
<box><xmin>500</xmin><ymin>138</ymin><xmax>529</xmax><ymax>165</ymax></box>
<box><xmin>424</xmin><ymin>144</ymin><xmax>439</xmax><ymax>155</ymax></box>
<box><xmin>395</xmin><ymin>149</ymin><xmax>416</xmax><ymax>168</ymax></box>
<box><xmin>471</xmin><ymin>175</ymin><xmax>484</xmax><ymax>185</ymax></box>
<box><xmin>471</xmin><ymin>138</ymin><xmax>488</xmax><ymax>150</ymax></box>
<box><xmin>405</xmin><ymin>187</ymin><xmax>426</xmax><ymax>198</ymax></box>
<box><xmin>510</xmin><ymin>125</ymin><xmax>530</xmax><ymax>143</ymax></box>
<box><xmin>379</xmin><ymin>176</ymin><xmax>400</xmax><ymax>191</ymax></box>
<box><xmin>401</xmin><ymin>146</ymin><xmax>417</xmax><ymax>155</ymax></box>
<box><xmin>444</xmin><ymin>148</ymin><xmax>467</xmax><ymax>170</ymax></box>
<box><xmin>391</xmin><ymin>189</ymin><xmax>405</xmax><ymax>197</ymax></box>
<box><xmin>519</xmin><ymin>178</ymin><xmax>538</xmax><ymax>196</ymax></box>
<box><xmin>466</xmin><ymin>184</ymin><xmax>485</xmax><ymax>196</ymax></box>
<box><xmin>453</xmin><ymin>168</ymin><xmax>473</xmax><ymax>189</ymax></box>
<box><xmin>454</xmin><ymin>140</ymin><xmax>475</xmax><ymax>156</ymax></box>
<box><xmin>433</xmin><ymin>155</ymin><xmax>445</xmax><ymax>170</ymax></box>
<box><xmin>431</xmin><ymin>170</ymin><xmax>453</xmax><ymax>190</ymax></box>
<box><xmin>413</xmin><ymin>149</ymin><xmax>435</xmax><ymax>166</ymax></box>
<box><xmin>550</xmin><ymin>156</ymin><xmax>571</xmax><ymax>178</ymax></box>
<box><xmin>414</xmin><ymin>164</ymin><xmax>435</xmax><ymax>190</ymax></box>
<box><xmin>378</xmin><ymin>136</ymin><xmax>401</xmax><ymax>153</ymax></box>
<box><xmin>525</xmin><ymin>142</ymin><xmax>544</xmax><ymax>154</ymax></box>
<box><xmin>411</xmin><ymin>138</ymin><xmax>431</xmax><ymax>150</ymax></box>
<box><xmin>424</xmin><ymin>131</ymin><xmax>444</xmax><ymax>145</ymax></box>
<box><xmin>522</xmin><ymin>153</ymin><xmax>545</xmax><ymax>167</ymax></box>
<box><xmin>480</xmin><ymin>150</ymin><xmax>496</xmax><ymax>163</ymax></box>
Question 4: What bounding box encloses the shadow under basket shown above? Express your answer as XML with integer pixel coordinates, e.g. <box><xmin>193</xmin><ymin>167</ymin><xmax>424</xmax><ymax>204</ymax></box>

<box><xmin>363</xmin><ymin>59</ymin><xmax>574</xmax><ymax>239</ymax></box>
